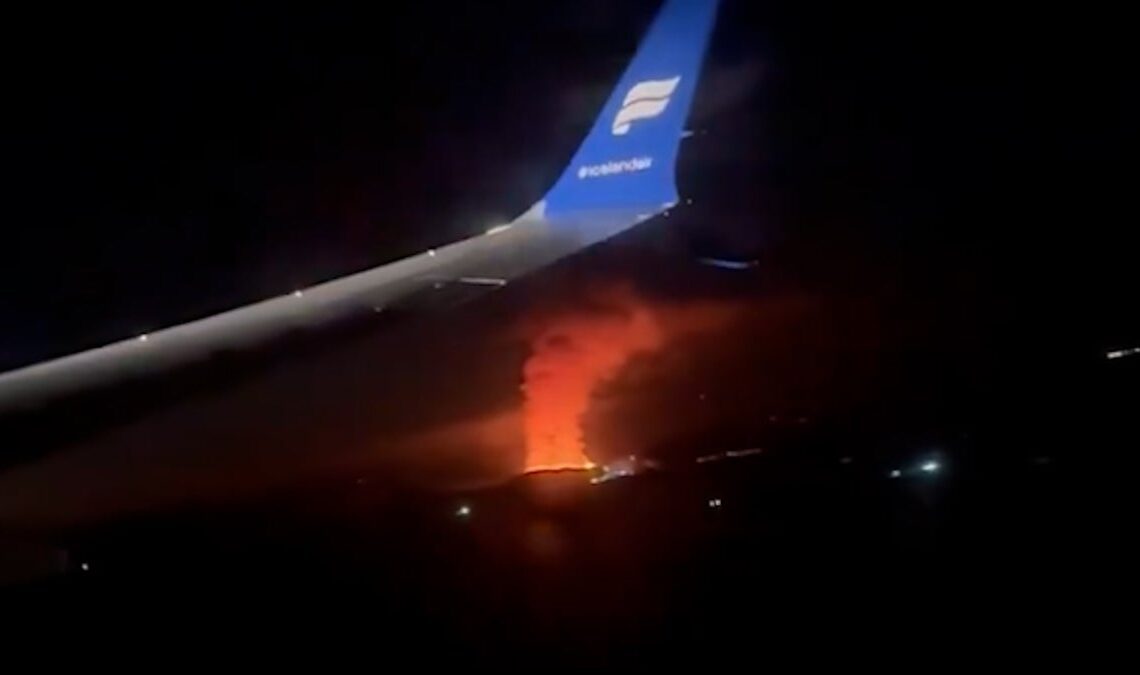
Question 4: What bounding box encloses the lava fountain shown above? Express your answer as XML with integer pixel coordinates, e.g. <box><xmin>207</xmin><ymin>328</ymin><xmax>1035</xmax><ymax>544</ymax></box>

<box><xmin>520</xmin><ymin>286</ymin><xmax>663</xmax><ymax>472</ymax></box>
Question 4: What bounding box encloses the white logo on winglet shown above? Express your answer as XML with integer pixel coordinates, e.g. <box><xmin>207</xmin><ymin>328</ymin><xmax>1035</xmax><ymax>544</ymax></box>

<box><xmin>577</xmin><ymin>156</ymin><xmax>654</xmax><ymax>180</ymax></box>
<box><xmin>612</xmin><ymin>76</ymin><xmax>682</xmax><ymax>135</ymax></box>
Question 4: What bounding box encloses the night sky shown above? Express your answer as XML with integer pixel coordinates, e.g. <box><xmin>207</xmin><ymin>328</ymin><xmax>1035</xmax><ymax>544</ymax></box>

<box><xmin>0</xmin><ymin>1</ymin><xmax>1135</xmax><ymax>525</ymax></box>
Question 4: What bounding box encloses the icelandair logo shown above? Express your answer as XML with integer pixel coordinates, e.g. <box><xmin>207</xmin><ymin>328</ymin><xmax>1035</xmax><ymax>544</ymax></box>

<box><xmin>612</xmin><ymin>76</ymin><xmax>682</xmax><ymax>135</ymax></box>
<box><xmin>577</xmin><ymin>156</ymin><xmax>653</xmax><ymax>180</ymax></box>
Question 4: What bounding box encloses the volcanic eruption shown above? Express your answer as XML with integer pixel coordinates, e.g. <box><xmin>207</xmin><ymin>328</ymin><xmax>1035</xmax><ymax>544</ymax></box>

<box><xmin>520</xmin><ymin>286</ymin><xmax>664</xmax><ymax>472</ymax></box>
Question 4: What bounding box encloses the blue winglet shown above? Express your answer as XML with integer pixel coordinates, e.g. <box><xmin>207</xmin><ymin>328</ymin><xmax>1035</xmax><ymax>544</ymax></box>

<box><xmin>542</xmin><ymin>0</ymin><xmax>720</xmax><ymax>220</ymax></box>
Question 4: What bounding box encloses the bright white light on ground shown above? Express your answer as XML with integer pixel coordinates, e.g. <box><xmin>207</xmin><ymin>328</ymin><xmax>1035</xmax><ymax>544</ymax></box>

<box><xmin>1106</xmin><ymin>346</ymin><xmax>1140</xmax><ymax>360</ymax></box>
<box><xmin>707</xmin><ymin>498</ymin><xmax>722</xmax><ymax>508</ymax></box>
<box><xmin>137</xmin><ymin>334</ymin><xmax>149</xmax><ymax>342</ymax></box>
<box><xmin>292</xmin><ymin>290</ymin><xmax>304</xmax><ymax>298</ymax></box>
<box><xmin>485</xmin><ymin>224</ymin><xmax>511</xmax><ymax>236</ymax></box>
<box><xmin>428</xmin><ymin>249</ymin><xmax>437</xmax><ymax>257</ymax></box>
<box><xmin>890</xmin><ymin>469</ymin><xmax>901</xmax><ymax>478</ymax></box>
<box><xmin>80</xmin><ymin>563</ymin><xmax>90</xmax><ymax>572</ymax></box>
<box><xmin>456</xmin><ymin>504</ymin><xmax>471</xmax><ymax>518</ymax></box>
<box><xmin>921</xmin><ymin>461</ymin><xmax>941</xmax><ymax>473</ymax></box>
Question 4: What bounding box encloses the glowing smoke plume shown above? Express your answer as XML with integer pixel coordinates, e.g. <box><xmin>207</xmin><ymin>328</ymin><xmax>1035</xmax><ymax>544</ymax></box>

<box><xmin>521</xmin><ymin>286</ymin><xmax>664</xmax><ymax>472</ymax></box>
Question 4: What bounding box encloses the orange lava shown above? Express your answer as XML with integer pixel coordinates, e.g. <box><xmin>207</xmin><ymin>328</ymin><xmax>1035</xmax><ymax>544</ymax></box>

<box><xmin>524</xmin><ymin>462</ymin><xmax>596</xmax><ymax>474</ymax></box>
<box><xmin>520</xmin><ymin>286</ymin><xmax>663</xmax><ymax>472</ymax></box>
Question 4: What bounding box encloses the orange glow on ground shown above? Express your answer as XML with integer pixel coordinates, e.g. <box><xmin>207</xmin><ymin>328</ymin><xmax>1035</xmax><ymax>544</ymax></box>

<box><xmin>520</xmin><ymin>286</ymin><xmax>663</xmax><ymax>473</ymax></box>
<box><xmin>517</xmin><ymin>282</ymin><xmax>741</xmax><ymax>475</ymax></box>
<box><xmin>523</xmin><ymin>461</ymin><xmax>596</xmax><ymax>474</ymax></box>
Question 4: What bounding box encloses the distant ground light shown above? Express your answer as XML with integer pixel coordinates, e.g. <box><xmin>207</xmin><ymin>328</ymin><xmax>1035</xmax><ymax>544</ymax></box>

<box><xmin>455</xmin><ymin>504</ymin><xmax>472</xmax><ymax>519</ymax></box>
<box><xmin>1106</xmin><ymin>346</ymin><xmax>1140</xmax><ymax>360</ymax></box>
<box><xmin>696</xmin><ymin>447</ymin><xmax>763</xmax><ymax>464</ymax></box>
<box><xmin>590</xmin><ymin>455</ymin><xmax>662</xmax><ymax>484</ymax></box>
<box><xmin>889</xmin><ymin>459</ymin><xmax>943</xmax><ymax>479</ymax></box>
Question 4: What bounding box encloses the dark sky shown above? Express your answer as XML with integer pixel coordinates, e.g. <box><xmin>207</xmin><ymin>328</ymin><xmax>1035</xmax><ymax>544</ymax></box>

<box><xmin>0</xmin><ymin>1</ymin><xmax>1135</xmax><ymax>525</ymax></box>
<box><xmin>1</xmin><ymin>1</ymin><xmax>1133</xmax><ymax>369</ymax></box>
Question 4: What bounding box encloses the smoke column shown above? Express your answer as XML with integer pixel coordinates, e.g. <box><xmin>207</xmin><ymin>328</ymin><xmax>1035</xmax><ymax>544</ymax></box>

<box><xmin>521</xmin><ymin>287</ymin><xmax>664</xmax><ymax>472</ymax></box>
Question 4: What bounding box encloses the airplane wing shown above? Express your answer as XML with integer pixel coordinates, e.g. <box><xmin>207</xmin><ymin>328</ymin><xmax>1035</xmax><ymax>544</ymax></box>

<box><xmin>0</xmin><ymin>0</ymin><xmax>721</xmax><ymax>409</ymax></box>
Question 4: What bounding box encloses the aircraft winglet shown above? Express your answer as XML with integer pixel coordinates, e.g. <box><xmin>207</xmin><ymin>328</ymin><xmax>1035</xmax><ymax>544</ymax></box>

<box><xmin>543</xmin><ymin>0</ymin><xmax>720</xmax><ymax>220</ymax></box>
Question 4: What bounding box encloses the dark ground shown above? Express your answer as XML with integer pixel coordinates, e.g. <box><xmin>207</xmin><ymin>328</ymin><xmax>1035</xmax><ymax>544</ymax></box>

<box><xmin>5</xmin><ymin>360</ymin><xmax>1124</xmax><ymax>656</ymax></box>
